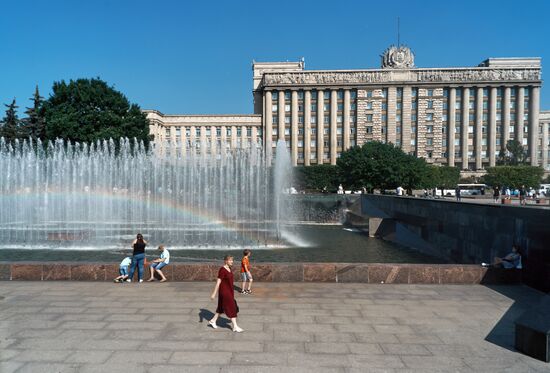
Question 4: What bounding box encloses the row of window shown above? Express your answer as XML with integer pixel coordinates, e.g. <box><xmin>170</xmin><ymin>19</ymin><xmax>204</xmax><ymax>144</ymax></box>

<box><xmin>272</xmin><ymin>103</ymin><xmax>358</xmax><ymax>112</ymax></box>
<box><xmin>272</xmin><ymin>127</ymin><xmax>356</xmax><ymax>136</ymax></box>
<box><xmin>272</xmin><ymin>90</ymin><xmax>358</xmax><ymax>100</ymax></box>
<box><xmin>165</xmin><ymin>127</ymin><xmax>262</xmax><ymax>137</ymax></box>
<box><xmin>272</xmin><ymin>116</ymin><xmax>357</xmax><ymax>124</ymax></box>
<box><xmin>443</xmin><ymin>88</ymin><xmax>531</xmax><ymax>97</ymax></box>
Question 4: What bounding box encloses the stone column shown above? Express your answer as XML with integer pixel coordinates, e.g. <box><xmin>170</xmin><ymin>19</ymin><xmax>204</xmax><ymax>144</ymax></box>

<box><xmin>489</xmin><ymin>87</ymin><xmax>497</xmax><ymax>167</ymax></box>
<box><xmin>528</xmin><ymin>86</ymin><xmax>540</xmax><ymax>165</ymax></box>
<box><xmin>330</xmin><ymin>90</ymin><xmax>338</xmax><ymax>165</ymax></box>
<box><xmin>265</xmin><ymin>91</ymin><xmax>272</xmax><ymax>161</ymax></box>
<box><xmin>387</xmin><ymin>87</ymin><xmax>397</xmax><ymax>144</ymax></box>
<box><xmin>402</xmin><ymin>86</ymin><xmax>412</xmax><ymax>154</ymax></box>
<box><xmin>516</xmin><ymin>87</ymin><xmax>525</xmax><ymax>146</ymax></box>
<box><xmin>190</xmin><ymin>125</ymin><xmax>196</xmax><ymax>145</ymax></box>
<box><xmin>181</xmin><ymin>126</ymin><xmax>187</xmax><ymax>152</ymax></box>
<box><xmin>543</xmin><ymin>121</ymin><xmax>549</xmax><ymax>169</ymax></box>
<box><xmin>291</xmin><ymin>90</ymin><xmax>298</xmax><ymax>166</ymax></box>
<box><xmin>304</xmin><ymin>90</ymin><xmax>311</xmax><ymax>166</ymax></box>
<box><xmin>231</xmin><ymin>125</ymin><xmax>237</xmax><ymax>149</ymax></box>
<box><xmin>461</xmin><ymin>88</ymin><xmax>469</xmax><ymax>169</ymax></box>
<box><xmin>251</xmin><ymin>126</ymin><xmax>257</xmax><ymax>144</ymax></box>
<box><xmin>317</xmin><ymin>91</ymin><xmax>324</xmax><ymax>164</ymax></box>
<box><xmin>475</xmin><ymin>87</ymin><xmax>483</xmax><ymax>169</ymax></box>
<box><xmin>448</xmin><ymin>88</ymin><xmax>456</xmax><ymax>166</ymax></box>
<box><xmin>278</xmin><ymin>90</ymin><xmax>285</xmax><ymax>143</ymax></box>
<box><xmin>343</xmin><ymin>90</ymin><xmax>350</xmax><ymax>150</ymax></box>
<box><xmin>221</xmin><ymin>125</ymin><xmax>227</xmax><ymax>153</ymax></box>
<box><xmin>211</xmin><ymin>125</ymin><xmax>217</xmax><ymax>154</ymax></box>
<box><xmin>503</xmin><ymin>87</ymin><xmax>511</xmax><ymax>148</ymax></box>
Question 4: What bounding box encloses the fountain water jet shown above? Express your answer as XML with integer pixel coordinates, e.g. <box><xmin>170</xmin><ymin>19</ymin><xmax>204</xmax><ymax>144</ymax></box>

<box><xmin>0</xmin><ymin>137</ymin><xmax>295</xmax><ymax>250</ymax></box>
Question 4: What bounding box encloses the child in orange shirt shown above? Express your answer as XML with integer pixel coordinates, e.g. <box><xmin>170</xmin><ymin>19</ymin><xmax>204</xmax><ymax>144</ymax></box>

<box><xmin>240</xmin><ymin>249</ymin><xmax>253</xmax><ymax>294</ymax></box>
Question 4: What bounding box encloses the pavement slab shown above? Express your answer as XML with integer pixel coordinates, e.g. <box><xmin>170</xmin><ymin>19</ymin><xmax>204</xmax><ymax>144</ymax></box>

<box><xmin>0</xmin><ymin>281</ymin><xmax>548</xmax><ymax>372</ymax></box>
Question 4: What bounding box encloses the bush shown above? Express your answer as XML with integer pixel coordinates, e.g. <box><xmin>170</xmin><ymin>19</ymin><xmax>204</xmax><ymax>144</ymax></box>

<box><xmin>482</xmin><ymin>166</ymin><xmax>544</xmax><ymax>189</ymax></box>
<box><xmin>294</xmin><ymin>165</ymin><xmax>339</xmax><ymax>192</ymax></box>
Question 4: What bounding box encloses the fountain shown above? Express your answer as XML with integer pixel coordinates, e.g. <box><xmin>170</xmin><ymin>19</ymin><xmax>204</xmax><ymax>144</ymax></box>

<box><xmin>0</xmin><ymin>137</ymin><xmax>294</xmax><ymax>250</ymax></box>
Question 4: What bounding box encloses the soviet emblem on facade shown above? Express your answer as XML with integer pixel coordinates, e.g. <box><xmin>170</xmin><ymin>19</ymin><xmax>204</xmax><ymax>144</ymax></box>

<box><xmin>381</xmin><ymin>45</ymin><xmax>415</xmax><ymax>69</ymax></box>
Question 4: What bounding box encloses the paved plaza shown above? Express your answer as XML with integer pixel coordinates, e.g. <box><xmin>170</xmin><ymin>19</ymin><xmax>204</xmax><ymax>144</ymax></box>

<box><xmin>0</xmin><ymin>281</ymin><xmax>548</xmax><ymax>372</ymax></box>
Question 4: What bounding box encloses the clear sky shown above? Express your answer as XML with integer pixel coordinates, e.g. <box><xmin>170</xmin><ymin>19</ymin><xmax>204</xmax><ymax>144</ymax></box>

<box><xmin>1</xmin><ymin>0</ymin><xmax>549</xmax><ymax>115</ymax></box>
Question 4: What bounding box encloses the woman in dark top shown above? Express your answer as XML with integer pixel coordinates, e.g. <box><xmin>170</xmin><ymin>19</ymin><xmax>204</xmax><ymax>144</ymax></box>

<box><xmin>126</xmin><ymin>233</ymin><xmax>148</xmax><ymax>283</ymax></box>
<box><xmin>209</xmin><ymin>255</ymin><xmax>243</xmax><ymax>332</ymax></box>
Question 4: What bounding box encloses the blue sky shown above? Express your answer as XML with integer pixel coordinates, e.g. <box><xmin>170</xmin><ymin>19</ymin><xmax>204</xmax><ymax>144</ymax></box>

<box><xmin>1</xmin><ymin>0</ymin><xmax>549</xmax><ymax>115</ymax></box>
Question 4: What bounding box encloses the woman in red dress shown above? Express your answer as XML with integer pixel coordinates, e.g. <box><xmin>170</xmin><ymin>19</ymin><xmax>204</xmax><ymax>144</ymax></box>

<box><xmin>209</xmin><ymin>255</ymin><xmax>243</xmax><ymax>332</ymax></box>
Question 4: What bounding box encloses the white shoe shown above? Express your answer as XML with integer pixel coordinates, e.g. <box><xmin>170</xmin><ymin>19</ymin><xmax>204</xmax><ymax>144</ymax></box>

<box><xmin>139</xmin><ymin>279</ymin><xmax>143</xmax><ymax>283</ymax></box>
<box><xmin>125</xmin><ymin>279</ymin><xmax>131</xmax><ymax>282</ymax></box>
<box><xmin>208</xmin><ymin>320</ymin><xmax>218</xmax><ymax>329</ymax></box>
<box><xmin>481</xmin><ymin>263</ymin><xmax>490</xmax><ymax>267</ymax></box>
<box><xmin>232</xmin><ymin>326</ymin><xmax>244</xmax><ymax>333</ymax></box>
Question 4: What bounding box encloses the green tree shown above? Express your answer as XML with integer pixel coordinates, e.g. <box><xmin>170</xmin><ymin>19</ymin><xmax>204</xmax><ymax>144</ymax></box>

<box><xmin>42</xmin><ymin>78</ymin><xmax>149</xmax><ymax>144</ymax></box>
<box><xmin>24</xmin><ymin>86</ymin><xmax>46</xmax><ymax>141</ymax></box>
<box><xmin>497</xmin><ymin>140</ymin><xmax>527</xmax><ymax>165</ymax></box>
<box><xmin>482</xmin><ymin>166</ymin><xmax>543</xmax><ymax>189</ymax></box>
<box><xmin>294</xmin><ymin>165</ymin><xmax>339</xmax><ymax>192</ymax></box>
<box><xmin>0</xmin><ymin>99</ymin><xmax>21</xmax><ymax>141</ymax></box>
<box><xmin>336</xmin><ymin>141</ymin><xmax>431</xmax><ymax>192</ymax></box>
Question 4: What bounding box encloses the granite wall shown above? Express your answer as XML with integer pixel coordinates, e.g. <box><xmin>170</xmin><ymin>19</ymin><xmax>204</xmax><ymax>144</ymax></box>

<box><xmin>0</xmin><ymin>262</ymin><xmax>521</xmax><ymax>285</ymax></box>
<box><xmin>361</xmin><ymin>195</ymin><xmax>550</xmax><ymax>292</ymax></box>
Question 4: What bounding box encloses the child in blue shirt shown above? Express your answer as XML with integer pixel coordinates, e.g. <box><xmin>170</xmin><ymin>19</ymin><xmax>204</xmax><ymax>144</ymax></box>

<box><xmin>114</xmin><ymin>256</ymin><xmax>132</xmax><ymax>283</ymax></box>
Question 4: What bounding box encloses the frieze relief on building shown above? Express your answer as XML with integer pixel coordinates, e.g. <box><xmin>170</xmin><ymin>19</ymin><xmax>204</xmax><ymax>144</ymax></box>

<box><xmin>381</xmin><ymin>45</ymin><xmax>415</xmax><ymax>69</ymax></box>
<box><xmin>261</xmin><ymin>68</ymin><xmax>540</xmax><ymax>87</ymax></box>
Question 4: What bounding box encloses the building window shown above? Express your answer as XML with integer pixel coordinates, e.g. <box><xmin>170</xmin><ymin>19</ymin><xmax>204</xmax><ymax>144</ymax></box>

<box><xmin>443</xmin><ymin>89</ymin><xmax>449</xmax><ymax>97</ymax></box>
<box><xmin>366</xmin><ymin>90</ymin><xmax>373</xmax><ymax>98</ymax></box>
<box><xmin>469</xmin><ymin>101</ymin><xmax>475</xmax><ymax>109</ymax></box>
<box><xmin>351</xmin><ymin>91</ymin><xmax>357</xmax><ymax>99</ymax></box>
<box><xmin>366</xmin><ymin>102</ymin><xmax>373</xmax><ymax>110</ymax></box>
<box><xmin>272</xmin><ymin>128</ymin><xmax>277</xmax><ymax>135</ymax></box>
<box><xmin>247</xmin><ymin>128</ymin><xmax>252</xmax><ymax>136</ymax></box>
<box><xmin>310</xmin><ymin>116</ymin><xmax>316</xmax><ymax>124</ymax></box>
<box><xmin>311</xmin><ymin>128</ymin><xmax>317</xmax><ymax>135</ymax></box>
<box><xmin>411</xmin><ymin>126</ymin><xmax>416</xmax><ymax>133</ymax></box>
<box><xmin>350</xmin><ymin>127</ymin><xmax>356</xmax><ymax>134</ymax></box>
<box><xmin>323</xmin><ymin>91</ymin><xmax>330</xmax><ymax>99</ymax></box>
<box><xmin>427</xmin><ymin>113</ymin><xmax>434</xmax><ymax>121</ymax></box>
<box><xmin>310</xmin><ymin>140</ymin><xmax>316</xmax><ymax>147</ymax></box>
<box><xmin>350</xmin><ymin>116</ymin><xmax>356</xmax><ymax>123</ymax></box>
<box><xmin>272</xmin><ymin>92</ymin><xmax>278</xmax><ymax>99</ymax></box>
<box><xmin>443</xmin><ymin>102</ymin><xmax>448</xmax><ymax>110</ymax></box>
<box><xmin>412</xmin><ymin>114</ymin><xmax>417</xmax><ymax>121</ymax></box>
<box><xmin>285</xmin><ymin>116</ymin><xmax>291</xmax><ymax>124</ymax></box>
<box><xmin>216</xmin><ymin>128</ymin><xmax>221</xmax><ymax>137</ymax></box>
<box><xmin>366</xmin><ymin>114</ymin><xmax>373</xmax><ymax>122</ymax></box>
<box><xmin>427</xmin><ymin>89</ymin><xmax>434</xmax><ymax>97</ymax></box>
<box><xmin>337</xmin><ymin>115</ymin><xmax>343</xmax><ymax>123</ymax></box>
<box><xmin>284</xmin><ymin>91</ymin><xmax>291</xmax><ymax>99</ymax></box>
<box><xmin>381</xmin><ymin>89</ymin><xmax>387</xmax><ymax>98</ymax></box>
<box><xmin>366</xmin><ymin>126</ymin><xmax>373</xmax><ymax>134</ymax></box>
<box><xmin>427</xmin><ymin>125</ymin><xmax>433</xmax><ymax>133</ymax></box>
<box><xmin>311</xmin><ymin>91</ymin><xmax>318</xmax><ymax>99</ymax></box>
<box><xmin>442</xmin><ymin>114</ymin><xmax>448</xmax><ymax>121</ymax></box>
<box><xmin>196</xmin><ymin>128</ymin><xmax>201</xmax><ymax>137</ymax></box>
<box><xmin>285</xmin><ymin>104</ymin><xmax>291</xmax><ymax>112</ymax></box>
<box><xmin>298</xmin><ymin>91</ymin><xmax>304</xmax><ymax>99</ymax></box>
<box><xmin>285</xmin><ymin>128</ymin><xmax>290</xmax><ymax>135</ymax></box>
<box><xmin>185</xmin><ymin>128</ymin><xmax>191</xmax><ymax>136</ymax></box>
<box><xmin>272</xmin><ymin>105</ymin><xmax>277</xmax><ymax>112</ymax></box>
<box><xmin>427</xmin><ymin>100</ymin><xmax>433</xmax><ymax>109</ymax></box>
<box><xmin>324</xmin><ymin>116</ymin><xmax>329</xmax><ymax>124</ymax></box>
<box><xmin>496</xmin><ymin>101</ymin><xmax>502</xmax><ymax>109</ymax></box>
<box><xmin>396</xmin><ymin>114</ymin><xmax>402</xmax><ymax>122</ymax></box>
<box><xmin>483</xmin><ymin>101</ymin><xmax>488</xmax><ymax>109</ymax></box>
<box><xmin>397</xmin><ymin>102</ymin><xmax>402</xmax><ymax>109</ymax></box>
<box><xmin>337</xmin><ymin>90</ymin><xmax>344</xmax><ymax>99</ymax></box>
<box><xmin>412</xmin><ymin>102</ymin><xmax>417</xmax><ymax>109</ymax></box>
<box><xmin>311</xmin><ymin>104</ymin><xmax>317</xmax><ymax>111</ymax></box>
<box><xmin>323</xmin><ymin>104</ymin><xmax>330</xmax><ymax>111</ymax></box>
<box><xmin>236</xmin><ymin>128</ymin><xmax>242</xmax><ymax>136</ymax></box>
<box><xmin>298</xmin><ymin>116</ymin><xmax>304</xmax><ymax>124</ymax></box>
<box><xmin>298</xmin><ymin>140</ymin><xmax>303</xmax><ymax>147</ymax></box>
<box><xmin>382</xmin><ymin>114</ymin><xmax>387</xmax><ymax>122</ymax></box>
<box><xmin>338</xmin><ymin>103</ymin><xmax>343</xmax><ymax>111</ymax></box>
<box><xmin>411</xmin><ymin>139</ymin><xmax>416</xmax><ymax>145</ymax></box>
<box><xmin>381</xmin><ymin>102</ymin><xmax>387</xmax><ymax>110</ymax></box>
<box><xmin>427</xmin><ymin>138</ymin><xmax>433</xmax><ymax>146</ymax></box>
<box><xmin>351</xmin><ymin>103</ymin><xmax>357</xmax><ymax>110</ymax></box>
<box><xmin>226</xmin><ymin>128</ymin><xmax>232</xmax><ymax>136</ymax></box>
<box><xmin>412</xmin><ymin>88</ymin><xmax>417</xmax><ymax>97</ymax></box>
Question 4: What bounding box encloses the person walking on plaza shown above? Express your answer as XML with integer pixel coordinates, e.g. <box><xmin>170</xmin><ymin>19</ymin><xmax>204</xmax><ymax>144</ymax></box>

<box><xmin>493</xmin><ymin>186</ymin><xmax>500</xmax><ymax>203</ymax></box>
<box><xmin>209</xmin><ymin>255</ymin><xmax>243</xmax><ymax>332</ymax></box>
<box><xmin>240</xmin><ymin>249</ymin><xmax>253</xmax><ymax>294</ymax></box>
<box><xmin>396</xmin><ymin>186</ymin><xmax>404</xmax><ymax>196</ymax></box>
<box><xmin>455</xmin><ymin>185</ymin><xmax>461</xmax><ymax>201</ymax></box>
<box><xmin>519</xmin><ymin>185</ymin><xmax>527</xmax><ymax>206</ymax></box>
<box><xmin>147</xmin><ymin>245</ymin><xmax>170</xmax><ymax>282</ymax></box>
<box><xmin>126</xmin><ymin>233</ymin><xmax>147</xmax><ymax>283</ymax></box>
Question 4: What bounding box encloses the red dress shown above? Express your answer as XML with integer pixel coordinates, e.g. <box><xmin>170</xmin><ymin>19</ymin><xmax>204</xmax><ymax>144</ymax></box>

<box><xmin>216</xmin><ymin>267</ymin><xmax>237</xmax><ymax>318</ymax></box>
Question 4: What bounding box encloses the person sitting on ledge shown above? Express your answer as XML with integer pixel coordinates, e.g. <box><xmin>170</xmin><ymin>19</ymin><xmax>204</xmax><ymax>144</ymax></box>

<box><xmin>482</xmin><ymin>245</ymin><xmax>522</xmax><ymax>269</ymax></box>
<box><xmin>147</xmin><ymin>245</ymin><xmax>170</xmax><ymax>282</ymax></box>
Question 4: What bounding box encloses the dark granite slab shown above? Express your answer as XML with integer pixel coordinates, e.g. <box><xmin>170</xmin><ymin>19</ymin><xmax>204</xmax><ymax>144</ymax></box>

<box><xmin>440</xmin><ymin>266</ymin><xmax>481</xmax><ymax>284</ymax></box>
<box><xmin>70</xmin><ymin>264</ymin><xmax>106</xmax><ymax>281</ymax></box>
<box><xmin>0</xmin><ymin>264</ymin><xmax>10</xmax><ymax>280</ymax></box>
<box><xmin>43</xmin><ymin>264</ymin><xmax>71</xmax><ymax>281</ymax></box>
<box><xmin>11</xmin><ymin>264</ymin><xmax>42</xmax><ymax>280</ymax></box>
<box><xmin>409</xmin><ymin>266</ymin><xmax>440</xmax><ymax>284</ymax></box>
<box><xmin>303</xmin><ymin>264</ymin><xmax>336</xmax><ymax>282</ymax></box>
<box><xmin>335</xmin><ymin>264</ymin><xmax>369</xmax><ymax>283</ymax></box>
<box><xmin>368</xmin><ymin>264</ymin><xmax>409</xmax><ymax>284</ymax></box>
<box><xmin>172</xmin><ymin>264</ymin><xmax>217</xmax><ymax>281</ymax></box>
<box><xmin>271</xmin><ymin>264</ymin><xmax>303</xmax><ymax>282</ymax></box>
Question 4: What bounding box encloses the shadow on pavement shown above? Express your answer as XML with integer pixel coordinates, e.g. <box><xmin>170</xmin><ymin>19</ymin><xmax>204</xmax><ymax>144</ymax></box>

<box><xmin>198</xmin><ymin>308</ymin><xmax>231</xmax><ymax>329</ymax></box>
<box><xmin>483</xmin><ymin>284</ymin><xmax>547</xmax><ymax>353</ymax></box>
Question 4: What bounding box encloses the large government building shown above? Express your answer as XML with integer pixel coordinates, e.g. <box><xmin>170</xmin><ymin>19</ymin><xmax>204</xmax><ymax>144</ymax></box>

<box><xmin>147</xmin><ymin>46</ymin><xmax>549</xmax><ymax>171</ymax></box>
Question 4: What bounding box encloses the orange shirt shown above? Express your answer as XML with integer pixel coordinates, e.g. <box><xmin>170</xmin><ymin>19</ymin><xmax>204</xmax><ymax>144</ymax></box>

<box><xmin>241</xmin><ymin>256</ymin><xmax>250</xmax><ymax>273</ymax></box>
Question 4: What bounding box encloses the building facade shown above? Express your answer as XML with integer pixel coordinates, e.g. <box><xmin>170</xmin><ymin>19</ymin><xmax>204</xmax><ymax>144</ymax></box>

<box><xmin>146</xmin><ymin>110</ymin><xmax>262</xmax><ymax>153</ymax></box>
<box><xmin>253</xmin><ymin>47</ymin><xmax>546</xmax><ymax>170</ymax></box>
<box><xmin>146</xmin><ymin>46</ymin><xmax>548</xmax><ymax>171</ymax></box>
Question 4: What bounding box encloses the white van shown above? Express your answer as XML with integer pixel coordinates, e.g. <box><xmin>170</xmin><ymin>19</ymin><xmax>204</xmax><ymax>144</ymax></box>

<box><xmin>538</xmin><ymin>184</ymin><xmax>550</xmax><ymax>196</ymax></box>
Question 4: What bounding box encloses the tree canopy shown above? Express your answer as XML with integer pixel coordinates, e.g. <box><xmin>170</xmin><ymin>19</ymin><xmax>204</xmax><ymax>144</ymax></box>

<box><xmin>497</xmin><ymin>140</ymin><xmax>528</xmax><ymax>166</ymax></box>
<box><xmin>42</xmin><ymin>78</ymin><xmax>149</xmax><ymax>144</ymax></box>
<box><xmin>0</xmin><ymin>99</ymin><xmax>22</xmax><ymax>140</ymax></box>
<box><xmin>336</xmin><ymin>141</ymin><xmax>432</xmax><ymax>192</ymax></box>
<box><xmin>482</xmin><ymin>166</ymin><xmax>544</xmax><ymax>189</ymax></box>
<box><xmin>294</xmin><ymin>165</ymin><xmax>339</xmax><ymax>192</ymax></box>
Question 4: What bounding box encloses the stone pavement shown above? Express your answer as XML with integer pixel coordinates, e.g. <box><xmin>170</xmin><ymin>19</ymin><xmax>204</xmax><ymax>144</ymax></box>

<box><xmin>0</xmin><ymin>282</ymin><xmax>548</xmax><ymax>373</ymax></box>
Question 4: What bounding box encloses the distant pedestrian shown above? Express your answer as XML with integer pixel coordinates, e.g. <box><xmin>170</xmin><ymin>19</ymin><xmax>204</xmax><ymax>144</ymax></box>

<box><xmin>126</xmin><ymin>233</ymin><xmax>147</xmax><ymax>283</ymax></box>
<box><xmin>240</xmin><ymin>249</ymin><xmax>253</xmax><ymax>294</ymax></box>
<box><xmin>455</xmin><ymin>185</ymin><xmax>461</xmax><ymax>201</ymax></box>
<box><xmin>505</xmin><ymin>187</ymin><xmax>511</xmax><ymax>200</ymax></box>
<box><xmin>337</xmin><ymin>184</ymin><xmax>344</xmax><ymax>194</ymax></box>
<box><xmin>209</xmin><ymin>255</ymin><xmax>243</xmax><ymax>332</ymax></box>
<box><xmin>519</xmin><ymin>185</ymin><xmax>527</xmax><ymax>206</ymax></box>
<box><xmin>493</xmin><ymin>186</ymin><xmax>500</xmax><ymax>203</ymax></box>
<box><xmin>396</xmin><ymin>186</ymin><xmax>404</xmax><ymax>196</ymax></box>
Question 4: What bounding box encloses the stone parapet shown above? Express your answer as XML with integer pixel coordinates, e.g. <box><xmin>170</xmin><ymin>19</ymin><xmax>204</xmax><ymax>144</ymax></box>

<box><xmin>0</xmin><ymin>262</ymin><xmax>521</xmax><ymax>285</ymax></box>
